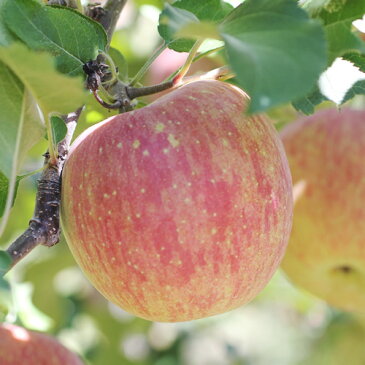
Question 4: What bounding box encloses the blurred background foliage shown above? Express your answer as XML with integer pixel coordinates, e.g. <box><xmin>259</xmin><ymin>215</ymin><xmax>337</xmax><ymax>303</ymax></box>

<box><xmin>1</xmin><ymin>0</ymin><xmax>365</xmax><ymax>364</ymax></box>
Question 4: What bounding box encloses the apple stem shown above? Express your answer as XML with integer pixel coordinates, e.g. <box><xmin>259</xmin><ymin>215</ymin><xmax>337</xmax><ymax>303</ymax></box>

<box><xmin>192</xmin><ymin>46</ymin><xmax>225</xmax><ymax>64</ymax></box>
<box><xmin>4</xmin><ymin>108</ymin><xmax>82</xmax><ymax>272</ymax></box>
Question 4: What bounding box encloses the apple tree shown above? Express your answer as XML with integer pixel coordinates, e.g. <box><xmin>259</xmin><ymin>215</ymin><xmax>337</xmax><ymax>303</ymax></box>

<box><xmin>0</xmin><ymin>0</ymin><xmax>365</xmax><ymax>364</ymax></box>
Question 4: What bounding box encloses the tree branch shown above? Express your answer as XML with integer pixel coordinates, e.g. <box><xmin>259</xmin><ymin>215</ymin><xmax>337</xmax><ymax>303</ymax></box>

<box><xmin>5</xmin><ymin>108</ymin><xmax>83</xmax><ymax>271</ymax></box>
<box><xmin>4</xmin><ymin>0</ymin><xmax>128</xmax><ymax>271</ymax></box>
<box><xmin>96</xmin><ymin>0</ymin><xmax>128</xmax><ymax>48</ymax></box>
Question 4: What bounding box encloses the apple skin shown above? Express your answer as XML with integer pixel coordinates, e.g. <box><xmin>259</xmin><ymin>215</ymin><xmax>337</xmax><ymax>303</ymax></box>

<box><xmin>0</xmin><ymin>323</ymin><xmax>83</xmax><ymax>365</ymax></box>
<box><xmin>281</xmin><ymin>108</ymin><xmax>365</xmax><ymax>313</ymax></box>
<box><xmin>61</xmin><ymin>80</ymin><xmax>293</xmax><ymax>322</ymax></box>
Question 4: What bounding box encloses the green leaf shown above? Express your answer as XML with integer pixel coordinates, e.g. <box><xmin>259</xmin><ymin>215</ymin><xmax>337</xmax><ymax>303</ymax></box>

<box><xmin>15</xmin><ymin>282</ymin><xmax>54</xmax><ymax>331</ymax></box>
<box><xmin>318</xmin><ymin>1</ymin><xmax>365</xmax><ymax>62</ymax></box>
<box><xmin>342</xmin><ymin>79</ymin><xmax>365</xmax><ymax>104</ymax></box>
<box><xmin>50</xmin><ymin>115</ymin><xmax>67</xmax><ymax>146</ymax></box>
<box><xmin>0</xmin><ymin>173</ymin><xmax>8</xmax><ymax>217</ymax></box>
<box><xmin>292</xmin><ymin>87</ymin><xmax>328</xmax><ymax>115</ymax></box>
<box><xmin>108</xmin><ymin>47</ymin><xmax>128</xmax><ymax>82</ymax></box>
<box><xmin>158</xmin><ymin>4</ymin><xmax>199</xmax><ymax>51</ymax></box>
<box><xmin>158</xmin><ymin>0</ymin><xmax>232</xmax><ymax>52</ymax></box>
<box><xmin>0</xmin><ymin>274</ymin><xmax>12</xmax><ymax>318</ymax></box>
<box><xmin>0</xmin><ymin>250</ymin><xmax>11</xmax><ymax>275</ymax></box>
<box><xmin>171</xmin><ymin>0</ymin><xmax>233</xmax><ymax>22</ymax></box>
<box><xmin>0</xmin><ymin>61</ymin><xmax>26</xmax><ymax>179</ymax></box>
<box><xmin>3</xmin><ymin>0</ymin><xmax>107</xmax><ymax>75</ymax></box>
<box><xmin>0</xmin><ymin>276</ymin><xmax>10</xmax><ymax>290</ymax></box>
<box><xmin>300</xmin><ymin>0</ymin><xmax>345</xmax><ymax>15</ymax></box>
<box><xmin>343</xmin><ymin>52</ymin><xmax>365</xmax><ymax>73</ymax></box>
<box><xmin>0</xmin><ymin>43</ymin><xmax>86</xmax><ymax>234</ymax></box>
<box><xmin>176</xmin><ymin>22</ymin><xmax>221</xmax><ymax>41</ymax></box>
<box><xmin>0</xmin><ymin>0</ymin><xmax>17</xmax><ymax>46</ymax></box>
<box><xmin>0</xmin><ymin>60</ymin><xmax>43</xmax><ymax>234</ymax></box>
<box><xmin>0</xmin><ymin>43</ymin><xmax>87</xmax><ymax>120</ymax></box>
<box><xmin>219</xmin><ymin>0</ymin><xmax>327</xmax><ymax>113</ymax></box>
<box><xmin>0</xmin><ymin>172</ymin><xmax>22</xmax><ymax>218</ymax></box>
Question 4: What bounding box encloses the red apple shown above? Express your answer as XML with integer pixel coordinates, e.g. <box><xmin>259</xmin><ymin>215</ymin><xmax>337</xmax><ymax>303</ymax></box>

<box><xmin>281</xmin><ymin>108</ymin><xmax>365</xmax><ymax>312</ymax></box>
<box><xmin>61</xmin><ymin>80</ymin><xmax>293</xmax><ymax>322</ymax></box>
<box><xmin>0</xmin><ymin>323</ymin><xmax>83</xmax><ymax>365</ymax></box>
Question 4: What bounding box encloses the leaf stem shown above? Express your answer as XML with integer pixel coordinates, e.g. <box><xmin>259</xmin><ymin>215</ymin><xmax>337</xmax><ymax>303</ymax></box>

<box><xmin>129</xmin><ymin>42</ymin><xmax>168</xmax><ymax>86</ymax></box>
<box><xmin>164</xmin><ymin>45</ymin><xmax>225</xmax><ymax>82</ymax></box>
<box><xmin>192</xmin><ymin>45</ymin><xmax>224</xmax><ymax>64</ymax></box>
<box><xmin>173</xmin><ymin>39</ymin><xmax>204</xmax><ymax>85</ymax></box>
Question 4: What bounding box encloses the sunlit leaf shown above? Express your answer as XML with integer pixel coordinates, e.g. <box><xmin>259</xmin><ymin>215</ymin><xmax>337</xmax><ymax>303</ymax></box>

<box><xmin>0</xmin><ymin>0</ymin><xmax>17</xmax><ymax>46</ymax></box>
<box><xmin>108</xmin><ymin>47</ymin><xmax>129</xmax><ymax>82</ymax></box>
<box><xmin>50</xmin><ymin>115</ymin><xmax>67</xmax><ymax>146</ymax></box>
<box><xmin>0</xmin><ymin>43</ymin><xmax>86</xmax><ymax>234</ymax></box>
<box><xmin>220</xmin><ymin>0</ymin><xmax>327</xmax><ymax>112</ymax></box>
<box><xmin>3</xmin><ymin>0</ymin><xmax>107</xmax><ymax>75</ymax></box>
<box><xmin>15</xmin><ymin>282</ymin><xmax>54</xmax><ymax>331</ymax></box>
<box><xmin>0</xmin><ymin>250</ymin><xmax>11</xmax><ymax>275</ymax></box>
<box><xmin>318</xmin><ymin>1</ymin><xmax>365</xmax><ymax>62</ymax></box>
<box><xmin>292</xmin><ymin>87</ymin><xmax>327</xmax><ymax>115</ymax></box>
<box><xmin>0</xmin><ymin>43</ymin><xmax>87</xmax><ymax>120</ymax></box>
<box><xmin>342</xmin><ymin>79</ymin><xmax>365</xmax><ymax>104</ymax></box>
<box><xmin>0</xmin><ymin>172</ymin><xmax>23</xmax><ymax>218</ymax></box>
<box><xmin>158</xmin><ymin>0</ymin><xmax>232</xmax><ymax>52</ymax></box>
<box><xmin>343</xmin><ymin>52</ymin><xmax>365</xmax><ymax>73</ymax></box>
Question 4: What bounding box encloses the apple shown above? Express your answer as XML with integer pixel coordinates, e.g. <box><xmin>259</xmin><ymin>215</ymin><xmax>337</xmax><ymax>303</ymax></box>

<box><xmin>61</xmin><ymin>80</ymin><xmax>293</xmax><ymax>322</ymax></box>
<box><xmin>0</xmin><ymin>323</ymin><xmax>83</xmax><ymax>365</ymax></box>
<box><xmin>280</xmin><ymin>107</ymin><xmax>365</xmax><ymax>312</ymax></box>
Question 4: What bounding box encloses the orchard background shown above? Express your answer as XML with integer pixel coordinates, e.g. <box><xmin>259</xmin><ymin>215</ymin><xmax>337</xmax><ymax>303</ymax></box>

<box><xmin>1</xmin><ymin>0</ymin><xmax>365</xmax><ymax>364</ymax></box>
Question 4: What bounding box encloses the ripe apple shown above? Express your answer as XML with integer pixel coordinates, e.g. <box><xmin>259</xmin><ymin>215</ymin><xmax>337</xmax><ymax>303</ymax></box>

<box><xmin>0</xmin><ymin>323</ymin><xmax>83</xmax><ymax>365</ymax></box>
<box><xmin>61</xmin><ymin>80</ymin><xmax>293</xmax><ymax>322</ymax></box>
<box><xmin>281</xmin><ymin>107</ymin><xmax>365</xmax><ymax>312</ymax></box>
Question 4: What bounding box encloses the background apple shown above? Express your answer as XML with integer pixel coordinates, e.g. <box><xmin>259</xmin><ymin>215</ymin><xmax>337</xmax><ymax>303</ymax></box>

<box><xmin>0</xmin><ymin>323</ymin><xmax>83</xmax><ymax>365</ymax></box>
<box><xmin>281</xmin><ymin>107</ymin><xmax>365</xmax><ymax>312</ymax></box>
<box><xmin>61</xmin><ymin>80</ymin><xmax>293</xmax><ymax>322</ymax></box>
